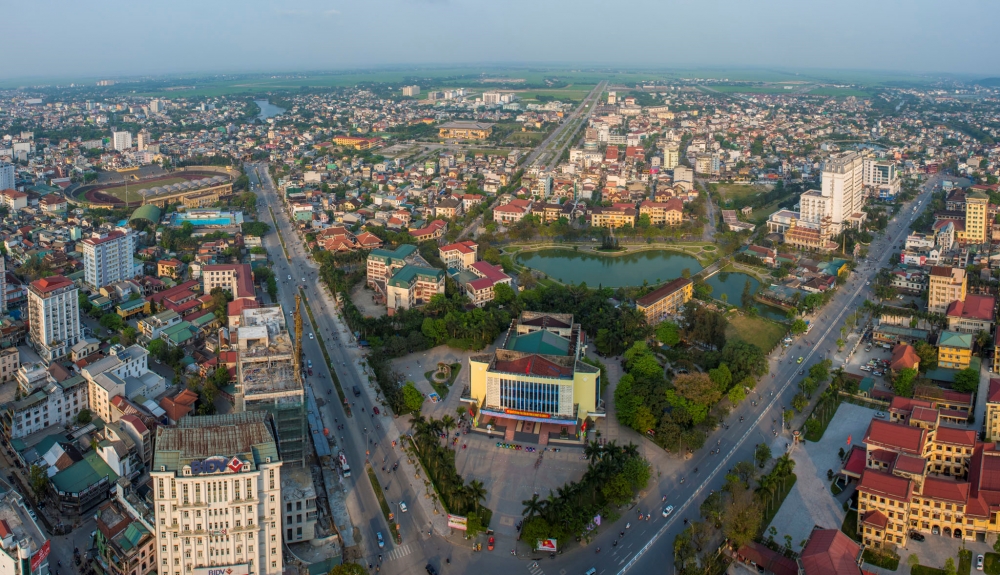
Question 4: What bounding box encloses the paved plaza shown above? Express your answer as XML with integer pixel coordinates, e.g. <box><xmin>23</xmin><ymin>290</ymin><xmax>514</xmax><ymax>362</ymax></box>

<box><xmin>453</xmin><ymin>431</ymin><xmax>592</xmax><ymax>538</ymax></box>
<box><xmin>764</xmin><ymin>402</ymin><xmax>877</xmax><ymax>552</ymax></box>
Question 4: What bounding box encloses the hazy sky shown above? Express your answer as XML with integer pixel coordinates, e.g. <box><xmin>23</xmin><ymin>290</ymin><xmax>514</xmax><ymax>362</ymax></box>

<box><xmin>7</xmin><ymin>0</ymin><xmax>1000</xmax><ymax>79</ymax></box>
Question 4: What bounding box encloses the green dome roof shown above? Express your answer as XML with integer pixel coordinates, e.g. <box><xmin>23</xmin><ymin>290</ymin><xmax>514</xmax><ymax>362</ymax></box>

<box><xmin>129</xmin><ymin>204</ymin><xmax>162</xmax><ymax>224</ymax></box>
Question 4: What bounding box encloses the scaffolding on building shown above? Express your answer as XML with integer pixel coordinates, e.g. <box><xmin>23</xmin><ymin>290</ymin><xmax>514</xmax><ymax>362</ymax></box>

<box><xmin>237</xmin><ymin>327</ymin><xmax>306</xmax><ymax>468</ymax></box>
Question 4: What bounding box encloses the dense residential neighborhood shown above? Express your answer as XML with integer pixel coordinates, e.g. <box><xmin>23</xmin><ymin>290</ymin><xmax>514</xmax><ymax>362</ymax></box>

<box><xmin>2</xmin><ymin>71</ymin><xmax>1000</xmax><ymax>575</ymax></box>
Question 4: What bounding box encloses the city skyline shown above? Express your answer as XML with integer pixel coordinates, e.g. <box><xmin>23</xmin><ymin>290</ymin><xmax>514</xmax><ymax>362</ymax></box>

<box><xmin>5</xmin><ymin>0</ymin><xmax>1000</xmax><ymax>80</ymax></box>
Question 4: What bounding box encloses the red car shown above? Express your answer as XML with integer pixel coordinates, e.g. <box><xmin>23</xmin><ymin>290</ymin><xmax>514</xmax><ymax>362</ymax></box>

<box><xmin>487</xmin><ymin>536</ymin><xmax>494</xmax><ymax>551</ymax></box>
<box><xmin>373</xmin><ymin>406</ymin><xmax>380</xmax><ymax>415</ymax></box>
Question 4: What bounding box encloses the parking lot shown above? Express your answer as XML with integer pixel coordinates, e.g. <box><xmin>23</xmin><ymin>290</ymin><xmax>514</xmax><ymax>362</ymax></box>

<box><xmin>842</xmin><ymin>339</ymin><xmax>894</xmax><ymax>391</ymax></box>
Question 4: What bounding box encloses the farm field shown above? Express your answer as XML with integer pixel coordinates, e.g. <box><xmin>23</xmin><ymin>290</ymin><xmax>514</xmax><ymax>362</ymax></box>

<box><xmin>0</xmin><ymin>66</ymin><xmax>944</xmax><ymax>96</ymax></box>
<box><xmin>806</xmin><ymin>87</ymin><xmax>874</xmax><ymax>97</ymax></box>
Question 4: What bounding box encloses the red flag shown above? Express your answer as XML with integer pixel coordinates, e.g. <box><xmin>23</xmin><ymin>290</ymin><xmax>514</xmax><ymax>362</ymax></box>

<box><xmin>847</xmin><ymin>435</ymin><xmax>852</xmax><ymax>446</ymax></box>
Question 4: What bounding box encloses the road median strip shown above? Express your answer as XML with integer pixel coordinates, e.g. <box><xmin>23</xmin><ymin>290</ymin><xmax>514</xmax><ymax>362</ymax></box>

<box><xmin>298</xmin><ymin>288</ymin><xmax>350</xmax><ymax>412</ymax></box>
<box><xmin>366</xmin><ymin>464</ymin><xmax>402</xmax><ymax>544</ymax></box>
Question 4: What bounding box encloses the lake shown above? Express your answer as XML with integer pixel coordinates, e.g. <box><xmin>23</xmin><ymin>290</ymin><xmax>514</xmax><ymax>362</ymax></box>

<box><xmin>255</xmin><ymin>100</ymin><xmax>285</xmax><ymax>120</ymax></box>
<box><xmin>516</xmin><ymin>248</ymin><xmax>703</xmax><ymax>288</ymax></box>
<box><xmin>517</xmin><ymin>248</ymin><xmax>787</xmax><ymax>319</ymax></box>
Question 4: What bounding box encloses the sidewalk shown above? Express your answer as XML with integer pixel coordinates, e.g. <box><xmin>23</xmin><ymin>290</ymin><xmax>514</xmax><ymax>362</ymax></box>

<box><xmin>316</xmin><ymin>283</ymin><xmax>454</xmax><ymax>537</ymax></box>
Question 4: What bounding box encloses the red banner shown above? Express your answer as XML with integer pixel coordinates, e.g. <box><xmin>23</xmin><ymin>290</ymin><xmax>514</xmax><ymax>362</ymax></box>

<box><xmin>31</xmin><ymin>540</ymin><xmax>50</xmax><ymax>572</ymax></box>
<box><xmin>504</xmin><ymin>408</ymin><xmax>550</xmax><ymax>419</ymax></box>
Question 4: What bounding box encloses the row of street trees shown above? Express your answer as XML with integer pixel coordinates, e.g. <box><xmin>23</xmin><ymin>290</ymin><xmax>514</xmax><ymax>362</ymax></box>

<box><xmin>674</xmin><ymin>453</ymin><xmax>796</xmax><ymax>575</ymax></box>
<box><xmin>520</xmin><ymin>441</ymin><xmax>650</xmax><ymax>546</ymax></box>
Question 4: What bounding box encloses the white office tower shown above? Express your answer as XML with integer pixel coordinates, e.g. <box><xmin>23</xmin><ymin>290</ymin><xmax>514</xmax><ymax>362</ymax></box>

<box><xmin>663</xmin><ymin>144</ymin><xmax>679</xmax><ymax>170</ymax></box>
<box><xmin>152</xmin><ymin>412</ymin><xmax>283</xmax><ymax>575</ymax></box>
<box><xmin>80</xmin><ymin>230</ymin><xmax>138</xmax><ymax>289</ymax></box>
<box><xmin>863</xmin><ymin>158</ymin><xmax>900</xmax><ymax>198</ymax></box>
<box><xmin>112</xmin><ymin>130</ymin><xmax>133</xmax><ymax>151</ymax></box>
<box><xmin>28</xmin><ymin>276</ymin><xmax>81</xmax><ymax>364</ymax></box>
<box><xmin>799</xmin><ymin>151</ymin><xmax>866</xmax><ymax>235</ymax></box>
<box><xmin>0</xmin><ymin>162</ymin><xmax>14</xmax><ymax>190</ymax></box>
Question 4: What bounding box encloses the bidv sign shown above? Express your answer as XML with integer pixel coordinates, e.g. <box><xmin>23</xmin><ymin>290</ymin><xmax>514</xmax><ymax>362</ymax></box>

<box><xmin>193</xmin><ymin>564</ymin><xmax>249</xmax><ymax>575</ymax></box>
<box><xmin>190</xmin><ymin>456</ymin><xmax>245</xmax><ymax>475</ymax></box>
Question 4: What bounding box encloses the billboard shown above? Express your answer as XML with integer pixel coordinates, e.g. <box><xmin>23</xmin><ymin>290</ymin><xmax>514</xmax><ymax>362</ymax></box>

<box><xmin>190</xmin><ymin>457</ymin><xmax>244</xmax><ymax>475</ymax></box>
<box><xmin>536</xmin><ymin>539</ymin><xmax>557</xmax><ymax>552</ymax></box>
<box><xmin>503</xmin><ymin>408</ymin><xmax>550</xmax><ymax>419</ymax></box>
<box><xmin>193</xmin><ymin>565</ymin><xmax>250</xmax><ymax>575</ymax></box>
<box><xmin>31</xmin><ymin>540</ymin><xmax>50</xmax><ymax>572</ymax></box>
<box><xmin>446</xmin><ymin>514</ymin><xmax>467</xmax><ymax>531</ymax></box>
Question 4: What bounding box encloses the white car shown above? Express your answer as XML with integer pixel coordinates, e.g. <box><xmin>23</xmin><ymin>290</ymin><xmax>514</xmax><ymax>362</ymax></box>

<box><xmin>662</xmin><ymin>505</ymin><xmax>674</xmax><ymax>517</ymax></box>
<box><xmin>287</xmin><ymin>275</ymin><xmax>292</xmax><ymax>280</ymax></box>
<box><xmin>309</xmin><ymin>333</ymin><xmax>314</xmax><ymax>340</ymax></box>
<box><xmin>400</xmin><ymin>502</ymin><xmax>408</xmax><ymax>513</ymax></box>
<box><xmin>301</xmin><ymin>278</ymin><xmax>306</xmax><ymax>283</ymax></box>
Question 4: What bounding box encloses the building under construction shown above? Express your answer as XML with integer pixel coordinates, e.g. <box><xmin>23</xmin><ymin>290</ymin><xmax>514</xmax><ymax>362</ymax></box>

<box><xmin>234</xmin><ymin>302</ymin><xmax>306</xmax><ymax>468</ymax></box>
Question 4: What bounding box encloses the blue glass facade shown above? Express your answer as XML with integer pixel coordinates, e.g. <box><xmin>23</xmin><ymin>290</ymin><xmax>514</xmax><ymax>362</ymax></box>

<box><xmin>499</xmin><ymin>378</ymin><xmax>561</xmax><ymax>414</ymax></box>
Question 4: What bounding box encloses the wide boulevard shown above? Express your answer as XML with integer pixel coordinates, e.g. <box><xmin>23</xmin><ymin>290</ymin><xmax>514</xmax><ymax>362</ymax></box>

<box><xmin>248</xmin><ymin>162</ymin><xmax>943</xmax><ymax>575</ymax></box>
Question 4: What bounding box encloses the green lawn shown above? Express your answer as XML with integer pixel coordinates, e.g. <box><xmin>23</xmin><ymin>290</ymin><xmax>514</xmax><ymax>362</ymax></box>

<box><xmin>863</xmin><ymin>548</ymin><xmax>899</xmax><ymax>571</ymax></box>
<box><xmin>99</xmin><ymin>176</ymin><xmax>188</xmax><ymax>202</ymax></box>
<box><xmin>749</xmin><ymin>198</ymin><xmax>787</xmax><ymax>224</ymax></box>
<box><xmin>725</xmin><ymin>314</ymin><xmax>787</xmax><ymax>353</ymax></box>
<box><xmin>960</xmin><ymin>549</ymin><xmax>973</xmax><ymax>575</ymax></box>
<box><xmin>841</xmin><ymin>509</ymin><xmax>859</xmax><ymax>541</ymax></box>
<box><xmin>912</xmin><ymin>566</ymin><xmax>947</xmax><ymax>575</ymax></box>
<box><xmin>804</xmin><ymin>396</ymin><xmax>842</xmax><ymax>442</ymax></box>
<box><xmin>984</xmin><ymin>552</ymin><xmax>1000</xmax><ymax>575</ymax></box>
<box><xmin>759</xmin><ymin>474</ymin><xmax>796</xmax><ymax>532</ymax></box>
<box><xmin>713</xmin><ymin>183</ymin><xmax>771</xmax><ymax>205</ymax></box>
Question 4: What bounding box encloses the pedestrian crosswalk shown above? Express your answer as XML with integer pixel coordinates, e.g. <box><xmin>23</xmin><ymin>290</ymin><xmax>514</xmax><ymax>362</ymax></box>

<box><xmin>527</xmin><ymin>561</ymin><xmax>546</xmax><ymax>575</ymax></box>
<box><xmin>384</xmin><ymin>543</ymin><xmax>412</xmax><ymax>562</ymax></box>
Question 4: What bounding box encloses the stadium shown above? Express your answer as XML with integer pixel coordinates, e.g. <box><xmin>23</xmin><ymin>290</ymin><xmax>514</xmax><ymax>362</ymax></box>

<box><xmin>71</xmin><ymin>168</ymin><xmax>237</xmax><ymax>208</ymax></box>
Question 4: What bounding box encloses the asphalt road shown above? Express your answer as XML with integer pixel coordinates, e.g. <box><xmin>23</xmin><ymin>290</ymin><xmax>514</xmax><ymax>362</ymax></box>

<box><xmin>610</xmin><ymin>174</ymin><xmax>944</xmax><ymax>575</ymax></box>
<box><xmin>249</xmin><ymin>159</ymin><xmax>944</xmax><ymax>575</ymax></box>
<box><xmin>247</xmin><ymin>164</ymin><xmax>448</xmax><ymax>573</ymax></box>
<box><xmin>523</xmin><ymin>81</ymin><xmax>607</xmax><ymax>169</ymax></box>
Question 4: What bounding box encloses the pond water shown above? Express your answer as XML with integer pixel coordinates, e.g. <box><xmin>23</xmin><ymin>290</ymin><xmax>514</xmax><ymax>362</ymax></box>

<box><xmin>255</xmin><ymin>100</ymin><xmax>286</xmax><ymax>120</ymax></box>
<box><xmin>517</xmin><ymin>248</ymin><xmax>789</xmax><ymax>321</ymax></box>
<box><xmin>516</xmin><ymin>248</ymin><xmax>703</xmax><ymax>288</ymax></box>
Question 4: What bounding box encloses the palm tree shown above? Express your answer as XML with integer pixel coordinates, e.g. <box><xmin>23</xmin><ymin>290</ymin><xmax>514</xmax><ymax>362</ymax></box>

<box><xmin>455</xmin><ymin>405</ymin><xmax>467</xmax><ymax>421</ymax></box>
<box><xmin>441</xmin><ymin>415</ymin><xmax>456</xmax><ymax>441</ymax></box>
<box><xmin>427</xmin><ymin>418</ymin><xmax>444</xmax><ymax>439</ymax></box>
<box><xmin>584</xmin><ymin>440</ymin><xmax>603</xmax><ymax>464</ymax></box>
<box><xmin>466</xmin><ymin>480</ymin><xmax>487</xmax><ymax>513</ymax></box>
<box><xmin>623</xmin><ymin>442</ymin><xmax>639</xmax><ymax>459</ymax></box>
<box><xmin>521</xmin><ymin>493</ymin><xmax>542</xmax><ymax>521</ymax></box>
<box><xmin>758</xmin><ymin>474</ymin><xmax>776</xmax><ymax>513</ymax></box>
<box><xmin>412</xmin><ymin>415</ymin><xmax>428</xmax><ymax>435</ymax></box>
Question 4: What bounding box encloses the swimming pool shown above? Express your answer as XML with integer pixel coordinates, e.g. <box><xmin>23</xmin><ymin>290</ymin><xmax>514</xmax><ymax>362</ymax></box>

<box><xmin>170</xmin><ymin>211</ymin><xmax>244</xmax><ymax>227</ymax></box>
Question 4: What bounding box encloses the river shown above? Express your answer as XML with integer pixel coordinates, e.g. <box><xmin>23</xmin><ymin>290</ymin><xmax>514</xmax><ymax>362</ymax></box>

<box><xmin>255</xmin><ymin>99</ymin><xmax>285</xmax><ymax>120</ymax></box>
